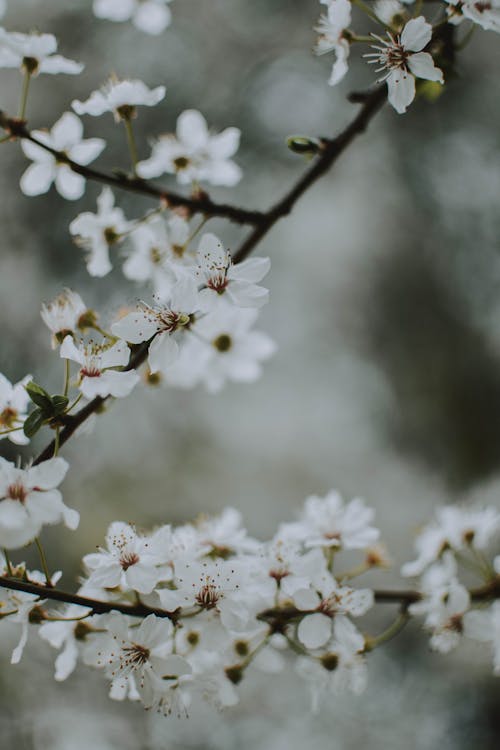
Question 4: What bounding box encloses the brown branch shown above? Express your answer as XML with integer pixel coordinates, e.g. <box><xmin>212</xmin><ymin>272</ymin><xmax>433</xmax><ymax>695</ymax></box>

<box><xmin>0</xmin><ymin>575</ymin><xmax>178</xmax><ymax>622</ymax></box>
<box><xmin>32</xmin><ymin>340</ymin><xmax>150</xmax><ymax>465</ymax></box>
<box><xmin>232</xmin><ymin>85</ymin><xmax>387</xmax><ymax>262</ymax></box>
<box><xmin>1</xmin><ymin>575</ymin><xmax>498</xmax><ymax>625</ymax></box>
<box><xmin>0</xmin><ymin>113</ymin><xmax>265</xmax><ymax>226</ymax></box>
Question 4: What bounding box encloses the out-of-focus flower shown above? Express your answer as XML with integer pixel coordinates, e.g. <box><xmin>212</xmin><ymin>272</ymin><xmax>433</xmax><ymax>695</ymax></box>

<box><xmin>315</xmin><ymin>0</ymin><xmax>352</xmax><ymax>86</ymax></box>
<box><xmin>72</xmin><ymin>77</ymin><xmax>166</xmax><ymax>121</ymax></box>
<box><xmin>70</xmin><ymin>187</ymin><xmax>130</xmax><ymax>277</ymax></box>
<box><xmin>0</xmin><ymin>373</ymin><xmax>32</xmax><ymax>445</ymax></box>
<box><xmin>93</xmin><ymin>0</ymin><xmax>173</xmax><ymax>35</ymax></box>
<box><xmin>60</xmin><ymin>337</ymin><xmax>139</xmax><ymax>399</ymax></box>
<box><xmin>41</xmin><ymin>289</ymin><xmax>90</xmax><ymax>348</ymax></box>
<box><xmin>445</xmin><ymin>0</ymin><xmax>500</xmax><ymax>31</ymax></box>
<box><xmin>464</xmin><ymin>601</ymin><xmax>500</xmax><ymax>675</ymax></box>
<box><xmin>0</xmin><ymin>457</ymin><xmax>77</xmax><ymax>549</ymax></box>
<box><xmin>137</xmin><ymin>110</ymin><xmax>242</xmax><ymax>186</ymax></box>
<box><xmin>0</xmin><ymin>28</ymin><xmax>83</xmax><ymax>75</ymax></box>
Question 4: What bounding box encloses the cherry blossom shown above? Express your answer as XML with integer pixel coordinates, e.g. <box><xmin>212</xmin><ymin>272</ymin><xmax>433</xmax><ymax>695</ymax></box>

<box><xmin>111</xmin><ymin>278</ymin><xmax>201</xmax><ymax>373</ymax></box>
<box><xmin>83</xmin><ymin>521</ymin><xmax>172</xmax><ymax>594</ymax></box>
<box><xmin>20</xmin><ymin>113</ymin><xmax>105</xmax><ymax>200</ymax></box>
<box><xmin>315</xmin><ymin>0</ymin><xmax>352</xmax><ymax>86</ymax></box>
<box><xmin>122</xmin><ymin>214</ymin><xmax>192</xmax><ymax>296</ymax></box>
<box><xmin>401</xmin><ymin>505</ymin><xmax>500</xmax><ymax>577</ymax></box>
<box><xmin>72</xmin><ymin>77</ymin><xmax>166</xmax><ymax>122</ymax></box>
<box><xmin>446</xmin><ymin>0</ymin><xmax>500</xmax><ymax>31</ymax></box>
<box><xmin>0</xmin><ymin>372</ymin><xmax>32</xmax><ymax>445</ymax></box>
<box><xmin>195</xmin><ymin>233</ymin><xmax>270</xmax><ymax>310</ymax></box>
<box><xmin>0</xmin><ymin>28</ymin><xmax>83</xmax><ymax>75</ymax></box>
<box><xmin>0</xmin><ymin>457</ymin><xmax>77</xmax><ymax>549</ymax></box>
<box><xmin>163</xmin><ymin>306</ymin><xmax>276</xmax><ymax>393</ymax></box>
<box><xmin>69</xmin><ymin>187</ymin><xmax>130</xmax><ymax>277</ymax></box>
<box><xmin>279</xmin><ymin>489</ymin><xmax>380</xmax><ymax>551</ymax></box>
<box><xmin>60</xmin><ymin>336</ymin><xmax>139</xmax><ymax>399</ymax></box>
<box><xmin>409</xmin><ymin>553</ymin><xmax>470</xmax><ymax>653</ymax></box>
<box><xmin>136</xmin><ymin>109</ymin><xmax>242</xmax><ymax>186</ymax></box>
<box><xmin>294</xmin><ymin>573</ymin><xmax>374</xmax><ymax>649</ymax></box>
<box><xmin>364</xmin><ymin>16</ymin><xmax>444</xmax><ymax>113</ymax></box>
<box><xmin>93</xmin><ymin>0</ymin><xmax>173</xmax><ymax>35</ymax></box>
<box><xmin>41</xmin><ymin>289</ymin><xmax>90</xmax><ymax>348</ymax></box>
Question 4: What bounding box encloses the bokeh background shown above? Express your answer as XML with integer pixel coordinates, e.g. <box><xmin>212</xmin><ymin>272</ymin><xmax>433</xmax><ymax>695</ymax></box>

<box><xmin>0</xmin><ymin>0</ymin><xmax>499</xmax><ymax>747</ymax></box>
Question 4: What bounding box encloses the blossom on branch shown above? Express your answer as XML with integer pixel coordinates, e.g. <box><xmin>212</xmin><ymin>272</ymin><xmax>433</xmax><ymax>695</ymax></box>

<box><xmin>315</xmin><ymin>0</ymin><xmax>352</xmax><ymax>87</ymax></box>
<box><xmin>0</xmin><ymin>372</ymin><xmax>32</xmax><ymax>445</ymax></box>
<box><xmin>137</xmin><ymin>109</ymin><xmax>242</xmax><ymax>186</ymax></box>
<box><xmin>0</xmin><ymin>457</ymin><xmax>77</xmax><ymax>549</ymax></box>
<box><xmin>72</xmin><ymin>77</ymin><xmax>166</xmax><ymax>122</ymax></box>
<box><xmin>93</xmin><ymin>0</ymin><xmax>173</xmax><ymax>35</ymax></box>
<box><xmin>60</xmin><ymin>337</ymin><xmax>139</xmax><ymax>399</ymax></box>
<box><xmin>41</xmin><ymin>289</ymin><xmax>90</xmax><ymax>348</ymax></box>
<box><xmin>0</xmin><ymin>28</ymin><xmax>83</xmax><ymax>75</ymax></box>
<box><xmin>20</xmin><ymin>113</ymin><xmax>105</xmax><ymax>200</ymax></box>
<box><xmin>69</xmin><ymin>187</ymin><xmax>130</xmax><ymax>277</ymax></box>
<box><xmin>364</xmin><ymin>16</ymin><xmax>443</xmax><ymax>113</ymax></box>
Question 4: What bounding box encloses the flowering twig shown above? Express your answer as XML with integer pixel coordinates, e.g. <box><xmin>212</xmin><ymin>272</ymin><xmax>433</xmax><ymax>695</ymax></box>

<box><xmin>0</xmin><ymin>113</ymin><xmax>265</xmax><ymax>226</ymax></box>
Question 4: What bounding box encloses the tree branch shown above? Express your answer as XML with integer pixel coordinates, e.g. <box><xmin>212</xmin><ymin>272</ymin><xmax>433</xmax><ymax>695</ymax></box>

<box><xmin>0</xmin><ymin>575</ymin><xmax>498</xmax><ymax>624</ymax></box>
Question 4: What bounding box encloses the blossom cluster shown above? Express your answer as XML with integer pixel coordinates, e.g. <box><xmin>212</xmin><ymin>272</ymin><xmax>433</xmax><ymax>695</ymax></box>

<box><xmin>315</xmin><ymin>0</ymin><xmax>499</xmax><ymax>114</ymax></box>
<box><xmin>0</xmin><ymin>492</ymin><xmax>497</xmax><ymax>715</ymax></box>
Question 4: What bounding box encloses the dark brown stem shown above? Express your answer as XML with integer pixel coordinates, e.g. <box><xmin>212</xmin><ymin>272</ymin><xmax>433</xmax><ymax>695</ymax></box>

<box><xmin>1</xmin><ymin>575</ymin><xmax>498</xmax><ymax>625</ymax></box>
<box><xmin>232</xmin><ymin>85</ymin><xmax>386</xmax><ymax>263</ymax></box>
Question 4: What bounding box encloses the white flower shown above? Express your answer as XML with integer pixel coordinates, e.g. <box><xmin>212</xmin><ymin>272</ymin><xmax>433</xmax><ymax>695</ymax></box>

<box><xmin>195</xmin><ymin>233</ymin><xmax>270</xmax><ymax>310</ymax></box>
<box><xmin>83</xmin><ymin>522</ymin><xmax>172</xmax><ymax>594</ymax></box>
<box><xmin>137</xmin><ymin>109</ymin><xmax>242</xmax><ymax>187</ymax></box>
<box><xmin>409</xmin><ymin>553</ymin><xmax>470</xmax><ymax>653</ymax></box>
<box><xmin>256</xmin><ymin>543</ymin><xmax>329</xmax><ymax>604</ymax></box>
<box><xmin>464</xmin><ymin>601</ymin><xmax>500</xmax><ymax>675</ymax></box>
<box><xmin>295</xmin><ymin>617</ymin><xmax>367</xmax><ymax>712</ymax></box>
<box><xmin>0</xmin><ymin>457</ymin><xmax>77</xmax><ymax>549</ymax></box>
<box><xmin>280</xmin><ymin>490</ymin><xmax>380</xmax><ymax>551</ymax></box>
<box><xmin>122</xmin><ymin>215</ymin><xmax>192</xmax><ymax>296</ymax></box>
<box><xmin>72</xmin><ymin>77</ymin><xmax>166</xmax><ymax>122</ymax></box>
<box><xmin>195</xmin><ymin>508</ymin><xmax>260</xmax><ymax>557</ymax></box>
<box><xmin>38</xmin><ymin>597</ymin><xmax>97</xmax><ymax>681</ymax></box>
<box><xmin>365</xmin><ymin>16</ymin><xmax>443</xmax><ymax>114</ymax></box>
<box><xmin>373</xmin><ymin>1</ymin><xmax>408</xmax><ymax>25</ymax></box>
<box><xmin>41</xmin><ymin>289</ymin><xmax>89</xmax><ymax>348</ymax></box>
<box><xmin>69</xmin><ymin>187</ymin><xmax>130</xmax><ymax>277</ymax></box>
<box><xmin>315</xmin><ymin>0</ymin><xmax>351</xmax><ymax>86</ymax></box>
<box><xmin>89</xmin><ymin>612</ymin><xmax>190</xmax><ymax>708</ymax></box>
<box><xmin>111</xmin><ymin>278</ymin><xmax>201</xmax><ymax>373</ymax></box>
<box><xmin>60</xmin><ymin>337</ymin><xmax>139</xmax><ymax>399</ymax></box>
<box><xmin>0</xmin><ymin>372</ymin><xmax>32</xmax><ymax>445</ymax></box>
<box><xmin>20</xmin><ymin>113</ymin><xmax>105</xmax><ymax>200</ymax></box>
<box><xmin>164</xmin><ymin>306</ymin><xmax>276</xmax><ymax>393</ymax></box>
<box><xmin>446</xmin><ymin>0</ymin><xmax>500</xmax><ymax>32</ymax></box>
<box><xmin>402</xmin><ymin>505</ymin><xmax>500</xmax><ymax>577</ymax></box>
<box><xmin>294</xmin><ymin>572</ymin><xmax>374</xmax><ymax>649</ymax></box>
<box><xmin>158</xmin><ymin>559</ymin><xmax>250</xmax><ymax>630</ymax></box>
<box><xmin>0</xmin><ymin>28</ymin><xmax>83</xmax><ymax>76</ymax></box>
<box><xmin>93</xmin><ymin>0</ymin><xmax>173</xmax><ymax>35</ymax></box>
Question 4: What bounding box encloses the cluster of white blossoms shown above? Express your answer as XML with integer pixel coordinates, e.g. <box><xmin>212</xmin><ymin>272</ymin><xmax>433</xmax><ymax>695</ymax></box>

<box><xmin>402</xmin><ymin>505</ymin><xmax>500</xmax><ymax>669</ymax></box>
<box><xmin>315</xmin><ymin>0</ymin><xmax>499</xmax><ymax>114</ymax></box>
<box><xmin>0</xmin><ymin>492</ymin><xmax>497</xmax><ymax>714</ymax></box>
<box><xmin>0</xmin><ymin>0</ymin><xmax>499</xmax><ymax>721</ymax></box>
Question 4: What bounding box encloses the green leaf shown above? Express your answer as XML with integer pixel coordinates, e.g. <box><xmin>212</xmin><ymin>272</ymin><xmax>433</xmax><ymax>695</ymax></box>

<box><xmin>25</xmin><ymin>381</ymin><xmax>53</xmax><ymax>410</ymax></box>
<box><xmin>23</xmin><ymin>408</ymin><xmax>45</xmax><ymax>438</ymax></box>
<box><xmin>50</xmin><ymin>395</ymin><xmax>69</xmax><ymax>415</ymax></box>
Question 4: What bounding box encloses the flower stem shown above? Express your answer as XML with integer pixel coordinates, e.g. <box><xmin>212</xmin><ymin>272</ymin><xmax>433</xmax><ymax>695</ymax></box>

<box><xmin>365</xmin><ymin>610</ymin><xmax>410</xmax><ymax>651</ymax></box>
<box><xmin>34</xmin><ymin>538</ymin><xmax>52</xmax><ymax>587</ymax></box>
<box><xmin>18</xmin><ymin>70</ymin><xmax>31</xmax><ymax>120</ymax></box>
<box><xmin>123</xmin><ymin>117</ymin><xmax>139</xmax><ymax>175</ymax></box>
<box><xmin>3</xmin><ymin>549</ymin><xmax>13</xmax><ymax>577</ymax></box>
<box><xmin>63</xmin><ymin>357</ymin><xmax>70</xmax><ymax>398</ymax></box>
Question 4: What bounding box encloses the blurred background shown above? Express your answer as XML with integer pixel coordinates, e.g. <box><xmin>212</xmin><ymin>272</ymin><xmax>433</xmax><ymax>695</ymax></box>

<box><xmin>0</xmin><ymin>0</ymin><xmax>499</xmax><ymax>747</ymax></box>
